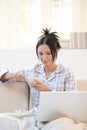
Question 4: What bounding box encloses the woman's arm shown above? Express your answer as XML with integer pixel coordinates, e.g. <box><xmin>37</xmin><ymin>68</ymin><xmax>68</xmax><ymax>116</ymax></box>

<box><xmin>1</xmin><ymin>72</ymin><xmax>15</xmax><ymax>81</ymax></box>
<box><xmin>65</xmin><ymin>69</ymin><xmax>77</xmax><ymax>91</ymax></box>
<box><xmin>0</xmin><ymin>71</ymin><xmax>25</xmax><ymax>82</ymax></box>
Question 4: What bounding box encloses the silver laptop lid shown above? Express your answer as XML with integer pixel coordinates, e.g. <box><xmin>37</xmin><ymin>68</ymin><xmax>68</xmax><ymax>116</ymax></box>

<box><xmin>37</xmin><ymin>91</ymin><xmax>87</xmax><ymax>122</ymax></box>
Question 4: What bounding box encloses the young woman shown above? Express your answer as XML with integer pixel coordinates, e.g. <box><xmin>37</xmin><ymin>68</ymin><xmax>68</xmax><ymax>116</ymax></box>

<box><xmin>0</xmin><ymin>28</ymin><xmax>77</xmax><ymax>107</ymax></box>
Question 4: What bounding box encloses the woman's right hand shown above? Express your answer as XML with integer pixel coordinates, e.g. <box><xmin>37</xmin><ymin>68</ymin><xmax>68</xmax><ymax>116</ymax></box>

<box><xmin>13</xmin><ymin>71</ymin><xmax>25</xmax><ymax>80</ymax></box>
<box><xmin>1</xmin><ymin>71</ymin><xmax>25</xmax><ymax>81</ymax></box>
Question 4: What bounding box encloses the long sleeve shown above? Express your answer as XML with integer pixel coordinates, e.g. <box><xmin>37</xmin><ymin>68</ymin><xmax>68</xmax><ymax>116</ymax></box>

<box><xmin>64</xmin><ymin>69</ymin><xmax>77</xmax><ymax>91</ymax></box>
<box><xmin>0</xmin><ymin>69</ymin><xmax>9</xmax><ymax>82</ymax></box>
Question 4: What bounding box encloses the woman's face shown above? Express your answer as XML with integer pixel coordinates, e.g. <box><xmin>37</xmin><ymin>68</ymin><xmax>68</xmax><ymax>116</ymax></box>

<box><xmin>37</xmin><ymin>44</ymin><xmax>53</xmax><ymax>67</ymax></box>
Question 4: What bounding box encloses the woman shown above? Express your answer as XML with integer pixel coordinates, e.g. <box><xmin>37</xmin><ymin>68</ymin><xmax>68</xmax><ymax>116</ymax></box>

<box><xmin>0</xmin><ymin>28</ymin><xmax>77</xmax><ymax>107</ymax></box>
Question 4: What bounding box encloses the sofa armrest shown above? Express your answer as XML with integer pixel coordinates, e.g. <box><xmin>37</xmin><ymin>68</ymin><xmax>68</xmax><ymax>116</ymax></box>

<box><xmin>77</xmin><ymin>79</ymin><xmax>87</xmax><ymax>91</ymax></box>
<box><xmin>0</xmin><ymin>81</ymin><xmax>29</xmax><ymax>113</ymax></box>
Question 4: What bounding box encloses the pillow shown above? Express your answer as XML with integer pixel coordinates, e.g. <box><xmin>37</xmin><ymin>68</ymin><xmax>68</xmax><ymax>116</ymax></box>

<box><xmin>41</xmin><ymin>117</ymin><xmax>87</xmax><ymax>130</ymax></box>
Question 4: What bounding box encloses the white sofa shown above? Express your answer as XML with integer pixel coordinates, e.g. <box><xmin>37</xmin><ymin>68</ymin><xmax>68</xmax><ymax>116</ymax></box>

<box><xmin>0</xmin><ymin>79</ymin><xmax>87</xmax><ymax>113</ymax></box>
<box><xmin>0</xmin><ymin>49</ymin><xmax>87</xmax><ymax>113</ymax></box>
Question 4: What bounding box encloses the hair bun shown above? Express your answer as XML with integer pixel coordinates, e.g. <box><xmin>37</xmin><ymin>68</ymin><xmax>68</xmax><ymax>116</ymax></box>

<box><xmin>42</xmin><ymin>28</ymin><xmax>50</xmax><ymax>35</ymax></box>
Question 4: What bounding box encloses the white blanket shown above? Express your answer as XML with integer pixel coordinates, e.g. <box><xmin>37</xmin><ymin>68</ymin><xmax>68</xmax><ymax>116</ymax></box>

<box><xmin>0</xmin><ymin>108</ymin><xmax>87</xmax><ymax>130</ymax></box>
<box><xmin>0</xmin><ymin>108</ymin><xmax>38</xmax><ymax>130</ymax></box>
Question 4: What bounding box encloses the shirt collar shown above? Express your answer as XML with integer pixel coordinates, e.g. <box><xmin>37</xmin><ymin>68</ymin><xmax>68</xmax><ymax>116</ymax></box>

<box><xmin>36</xmin><ymin>63</ymin><xmax>65</xmax><ymax>74</ymax></box>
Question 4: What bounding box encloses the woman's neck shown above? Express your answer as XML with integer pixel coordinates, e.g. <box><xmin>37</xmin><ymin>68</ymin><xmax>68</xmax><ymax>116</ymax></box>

<box><xmin>44</xmin><ymin>63</ymin><xmax>57</xmax><ymax>79</ymax></box>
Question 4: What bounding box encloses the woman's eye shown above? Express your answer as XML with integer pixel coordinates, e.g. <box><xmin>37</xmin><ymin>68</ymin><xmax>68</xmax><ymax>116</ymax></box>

<box><xmin>39</xmin><ymin>53</ymin><xmax>43</xmax><ymax>55</ymax></box>
<box><xmin>47</xmin><ymin>52</ymin><xmax>51</xmax><ymax>55</ymax></box>
<box><xmin>39</xmin><ymin>52</ymin><xmax>51</xmax><ymax>55</ymax></box>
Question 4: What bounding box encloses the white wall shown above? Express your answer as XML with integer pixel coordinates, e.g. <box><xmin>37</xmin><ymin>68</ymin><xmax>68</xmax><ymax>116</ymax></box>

<box><xmin>58</xmin><ymin>49</ymin><xmax>87</xmax><ymax>79</ymax></box>
<box><xmin>0</xmin><ymin>49</ymin><xmax>87</xmax><ymax>79</ymax></box>
<box><xmin>0</xmin><ymin>49</ymin><xmax>38</xmax><ymax>70</ymax></box>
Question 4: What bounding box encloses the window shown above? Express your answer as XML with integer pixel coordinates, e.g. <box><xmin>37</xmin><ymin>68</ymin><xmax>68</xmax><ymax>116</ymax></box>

<box><xmin>17</xmin><ymin>0</ymin><xmax>42</xmax><ymax>49</ymax></box>
<box><xmin>0</xmin><ymin>0</ymin><xmax>74</xmax><ymax>49</ymax></box>
<box><xmin>17</xmin><ymin>0</ymin><xmax>72</xmax><ymax>49</ymax></box>
<box><xmin>0</xmin><ymin>0</ymin><xmax>87</xmax><ymax>49</ymax></box>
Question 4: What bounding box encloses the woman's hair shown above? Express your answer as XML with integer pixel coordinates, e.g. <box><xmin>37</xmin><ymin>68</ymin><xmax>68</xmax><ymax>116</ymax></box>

<box><xmin>36</xmin><ymin>28</ymin><xmax>61</xmax><ymax>61</ymax></box>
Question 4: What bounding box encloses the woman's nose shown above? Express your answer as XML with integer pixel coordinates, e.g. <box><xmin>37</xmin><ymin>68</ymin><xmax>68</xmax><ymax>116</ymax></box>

<box><xmin>42</xmin><ymin>55</ymin><xmax>47</xmax><ymax>60</ymax></box>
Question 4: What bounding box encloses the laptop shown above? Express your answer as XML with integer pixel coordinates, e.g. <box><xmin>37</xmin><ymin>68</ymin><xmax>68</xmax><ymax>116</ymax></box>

<box><xmin>37</xmin><ymin>91</ymin><xmax>87</xmax><ymax>122</ymax></box>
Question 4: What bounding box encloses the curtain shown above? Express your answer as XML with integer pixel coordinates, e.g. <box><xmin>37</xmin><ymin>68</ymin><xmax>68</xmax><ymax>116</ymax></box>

<box><xmin>70</xmin><ymin>32</ymin><xmax>87</xmax><ymax>49</ymax></box>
